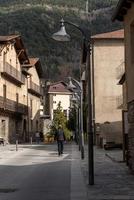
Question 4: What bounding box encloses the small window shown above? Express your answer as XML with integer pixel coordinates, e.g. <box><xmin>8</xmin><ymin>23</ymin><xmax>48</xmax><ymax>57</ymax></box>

<box><xmin>16</xmin><ymin>93</ymin><xmax>19</xmax><ymax>103</ymax></box>
<box><xmin>30</xmin><ymin>99</ymin><xmax>33</xmax><ymax>118</ymax></box>
<box><xmin>3</xmin><ymin>84</ymin><xmax>6</xmax><ymax>100</ymax></box>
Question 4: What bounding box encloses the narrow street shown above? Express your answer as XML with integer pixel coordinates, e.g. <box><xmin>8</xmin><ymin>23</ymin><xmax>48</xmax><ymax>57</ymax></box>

<box><xmin>0</xmin><ymin>143</ymin><xmax>87</xmax><ymax>200</ymax></box>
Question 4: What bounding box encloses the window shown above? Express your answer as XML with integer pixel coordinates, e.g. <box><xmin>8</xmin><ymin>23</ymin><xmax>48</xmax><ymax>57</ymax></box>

<box><xmin>16</xmin><ymin>55</ymin><xmax>18</xmax><ymax>69</ymax></box>
<box><xmin>1</xmin><ymin>119</ymin><xmax>6</xmax><ymax>137</ymax></box>
<box><xmin>3</xmin><ymin>84</ymin><xmax>6</xmax><ymax>100</ymax></box>
<box><xmin>16</xmin><ymin>93</ymin><xmax>19</xmax><ymax>103</ymax></box>
<box><xmin>30</xmin><ymin>99</ymin><xmax>33</xmax><ymax>118</ymax></box>
<box><xmin>3</xmin><ymin>52</ymin><xmax>6</xmax><ymax>66</ymax></box>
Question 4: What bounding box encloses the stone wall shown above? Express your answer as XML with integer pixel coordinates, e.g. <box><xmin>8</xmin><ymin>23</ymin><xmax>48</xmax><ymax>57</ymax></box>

<box><xmin>128</xmin><ymin>100</ymin><xmax>134</xmax><ymax>172</ymax></box>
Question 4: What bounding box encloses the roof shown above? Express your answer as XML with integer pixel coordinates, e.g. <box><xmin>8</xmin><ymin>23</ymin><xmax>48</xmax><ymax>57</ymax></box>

<box><xmin>29</xmin><ymin>58</ymin><xmax>44</xmax><ymax>78</ymax></box>
<box><xmin>91</xmin><ymin>29</ymin><xmax>124</xmax><ymax>39</ymax></box>
<box><xmin>0</xmin><ymin>34</ymin><xmax>29</xmax><ymax>65</ymax></box>
<box><xmin>0</xmin><ymin>35</ymin><xmax>19</xmax><ymax>42</ymax></box>
<box><xmin>112</xmin><ymin>0</ymin><xmax>133</xmax><ymax>21</ymax></box>
<box><xmin>0</xmin><ymin>34</ymin><xmax>44</xmax><ymax>78</ymax></box>
<box><xmin>29</xmin><ymin>58</ymin><xmax>39</xmax><ymax>66</ymax></box>
<box><xmin>48</xmin><ymin>81</ymin><xmax>72</xmax><ymax>94</ymax></box>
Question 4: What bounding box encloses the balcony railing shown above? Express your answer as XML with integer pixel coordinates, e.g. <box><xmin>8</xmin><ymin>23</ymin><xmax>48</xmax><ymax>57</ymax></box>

<box><xmin>116</xmin><ymin>62</ymin><xmax>125</xmax><ymax>80</ymax></box>
<box><xmin>116</xmin><ymin>95</ymin><xmax>123</xmax><ymax>109</ymax></box>
<box><xmin>28</xmin><ymin>81</ymin><xmax>41</xmax><ymax>97</ymax></box>
<box><xmin>0</xmin><ymin>96</ymin><xmax>28</xmax><ymax>115</ymax></box>
<box><xmin>1</xmin><ymin>62</ymin><xmax>25</xmax><ymax>85</ymax></box>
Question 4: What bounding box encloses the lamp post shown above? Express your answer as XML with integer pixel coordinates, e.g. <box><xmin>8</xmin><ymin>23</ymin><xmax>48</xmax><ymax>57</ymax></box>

<box><xmin>68</xmin><ymin>77</ymin><xmax>84</xmax><ymax>159</ymax></box>
<box><xmin>52</xmin><ymin>18</ymin><xmax>94</xmax><ymax>185</ymax></box>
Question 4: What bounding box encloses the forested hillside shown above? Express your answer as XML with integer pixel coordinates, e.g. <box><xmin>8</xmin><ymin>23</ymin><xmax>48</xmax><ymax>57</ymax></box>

<box><xmin>0</xmin><ymin>0</ymin><xmax>122</xmax><ymax>80</ymax></box>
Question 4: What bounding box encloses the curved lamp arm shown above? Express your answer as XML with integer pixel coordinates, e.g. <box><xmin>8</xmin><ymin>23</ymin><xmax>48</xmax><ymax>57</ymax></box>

<box><xmin>60</xmin><ymin>19</ymin><xmax>87</xmax><ymax>40</ymax></box>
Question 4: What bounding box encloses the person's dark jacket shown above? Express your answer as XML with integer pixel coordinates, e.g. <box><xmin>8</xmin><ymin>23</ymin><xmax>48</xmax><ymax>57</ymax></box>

<box><xmin>55</xmin><ymin>128</ymin><xmax>65</xmax><ymax>141</ymax></box>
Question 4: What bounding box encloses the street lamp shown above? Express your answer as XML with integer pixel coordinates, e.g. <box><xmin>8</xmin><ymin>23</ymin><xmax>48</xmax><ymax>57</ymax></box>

<box><xmin>68</xmin><ymin>77</ymin><xmax>84</xmax><ymax>160</ymax></box>
<box><xmin>52</xmin><ymin>18</ymin><xmax>94</xmax><ymax>185</ymax></box>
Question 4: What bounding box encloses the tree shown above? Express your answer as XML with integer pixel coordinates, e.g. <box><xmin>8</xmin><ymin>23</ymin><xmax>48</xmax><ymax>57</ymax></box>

<box><xmin>67</xmin><ymin>106</ymin><xmax>77</xmax><ymax>131</ymax></box>
<box><xmin>50</xmin><ymin>102</ymin><xmax>71</xmax><ymax>140</ymax></box>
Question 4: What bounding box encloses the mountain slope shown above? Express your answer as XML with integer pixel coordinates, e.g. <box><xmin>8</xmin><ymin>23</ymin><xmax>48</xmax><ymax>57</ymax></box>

<box><xmin>0</xmin><ymin>0</ymin><xmax>122</xmax><ymax>80</ymax></box>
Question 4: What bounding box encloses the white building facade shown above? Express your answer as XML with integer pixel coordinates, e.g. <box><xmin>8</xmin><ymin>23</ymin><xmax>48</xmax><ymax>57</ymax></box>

<box><xmin>48</xmin><ymin>82</ymin><xmax>72</xmax><ymax>120</ymax></box>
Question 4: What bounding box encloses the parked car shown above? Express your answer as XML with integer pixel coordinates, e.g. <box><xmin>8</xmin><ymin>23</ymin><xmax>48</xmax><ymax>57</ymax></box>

<box><xmin>104</xmin><ymin>142</ymin><xmax>122</xmax><ymax>150</ymax></box>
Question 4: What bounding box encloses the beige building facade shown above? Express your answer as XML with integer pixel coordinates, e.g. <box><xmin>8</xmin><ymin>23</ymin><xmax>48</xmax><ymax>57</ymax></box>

<box><xmin>113</xmin><ymin>0</ymin><xmax>134</xmax><ymax>171</ymax></box>
<box><xmin>91</xmin><ymin>30</ymin><xmax>124</xmax><ymax>147</ymax></box>
<box><xmin>0</xmin><ymin>35</ymin><xmax>43</xmax><ymax>143</ymax></box>
<box><xmin>23</xmin><ymin>58</ymin><xmax>44</xmax><ymax>141</ymax></box>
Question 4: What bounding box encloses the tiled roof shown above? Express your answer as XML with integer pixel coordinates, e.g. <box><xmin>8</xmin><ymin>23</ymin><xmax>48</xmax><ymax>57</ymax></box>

<box><xmin>29</xmin><ymin>58</ymin><xmax>39</xmax><ymax>66</ymax></box>
<box><xmin>91</xmin><ymin>29</ymin><xmax>124</xmax><ymax>39</ymax></box>
<box><xmin>48</xmin><ymin>82</ymin><xmax>72</xmax><ymax>94</ymax></box>
<box><xmin>28</xmin><ymin>57</ymin><xmax>44</xmax><ymax>78</ymax></box>
<box><xmin>0</xmin><ymin>34</ymin><xmax>29</xmax><ymax>65</ymax></box>
<box><xmin>0</xmin><ymin>35</ymin><xmax>20</xmax><ymax>42</ymax></box>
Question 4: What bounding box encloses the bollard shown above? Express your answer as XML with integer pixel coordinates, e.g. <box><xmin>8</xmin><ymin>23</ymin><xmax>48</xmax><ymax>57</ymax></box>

<box><xmin>30</xmin><ymin>136</ymin><xmax>33</xmax><ymax>145</ymax></box>
<box><xmin>16</xmin><ymin>139</ymin><xmax>18</xmax><ymax>151</ymax></box>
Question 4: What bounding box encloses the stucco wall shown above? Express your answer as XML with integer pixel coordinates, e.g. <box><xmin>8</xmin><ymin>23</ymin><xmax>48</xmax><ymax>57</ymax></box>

<box><xmin>0</xmin><ymin>44</ymin><xmax>27</xmax><ymax>105</ymax></box>
<box><xmin>50</xmin><ymin>93</ymin><xmax>71</xmax><ymax>120</ymax></box>
<box><xmin>28</xmin><ymin>66</ymin><xmax>40</xmax><ymax>85</ymax></box>
<box><xmin>93</xmin><ymin>39</ymin><xmax>124</xmax><ymax>144</ymax></box>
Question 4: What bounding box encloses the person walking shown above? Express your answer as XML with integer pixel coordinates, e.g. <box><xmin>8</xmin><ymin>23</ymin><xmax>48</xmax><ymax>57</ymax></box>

<box><xmin>35</xmin><ymin>131</ymin><xmax>40</xmax><ymax>144</ymax></box>
<box><xmin>55</xmin><ymin>125</ymin><xmax>66</xmax><ymax>156</ymax></box>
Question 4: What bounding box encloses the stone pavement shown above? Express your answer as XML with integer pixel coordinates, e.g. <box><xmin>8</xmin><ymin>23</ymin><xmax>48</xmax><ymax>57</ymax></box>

<box><xmin>81</xmin><ymin>145</ymin><xmax>134</xmax><ymax>200</ymax></box>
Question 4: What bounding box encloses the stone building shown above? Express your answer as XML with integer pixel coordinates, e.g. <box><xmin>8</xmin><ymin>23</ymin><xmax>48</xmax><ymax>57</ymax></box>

<box><xmin>91</xmin><ymin>29</ymin><xmax>124</xmax><ymax>147</ymax></box>
<box><xmin>0</xmin><ymin>35</ymin><xmax>43</xmax><ymax>143</ymax></box>
<box><xmin>22</xmin><ymin>57</ymin><xmax>44</xmax><ymax>141</ymax></box>
<box><xmin>113</xmin><ymin>0</ymin><xmax>134</xmax><ymax>171</ymax></box>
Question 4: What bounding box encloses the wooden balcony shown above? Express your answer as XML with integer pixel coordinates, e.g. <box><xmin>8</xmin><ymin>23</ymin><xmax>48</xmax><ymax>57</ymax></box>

<box><xmin>1</xmin><ymin>62</ymin><xmax>25</xmax><ymax>86</ymax></box>
<box><xmin>0</xmin><ymin>96</ymin><xmax>28</xmax><ymax>115</ymax></box>
<box><xmin>28</xmin><ymin>81</ymin><xmax>42</xmax><ymax>97</ymax></box>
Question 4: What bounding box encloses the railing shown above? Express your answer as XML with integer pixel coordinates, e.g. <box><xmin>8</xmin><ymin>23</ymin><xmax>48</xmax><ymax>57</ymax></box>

<box><xmin>0</xmin><ymin>96</ymin><xmax>28</xmax><ymax>115</ymax></box>
<box><xmin>1</xmin><ymin>62</ymin><xmax>25</xmax><ymax>84</ymax></box>
<box><xmin>28</xmin><ymin>81</ymin><xmax>41</xmax><ymax>96</ymax></box>
<box><xmin>116</xmin><ymin>61</ymin><xmax>125</xmax><ymax>80</ymax></box>
<box><xmin>116</xmin><ymin>95</ymin><xmax>123</xmax><ymax>109</ymax></box>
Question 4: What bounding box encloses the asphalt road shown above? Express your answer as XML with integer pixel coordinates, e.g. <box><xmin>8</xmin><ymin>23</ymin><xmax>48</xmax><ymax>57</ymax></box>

<box><xmin>0</xmin><ymin>144</ymin><xmax>72</xmax><ymax>200</ymax></box>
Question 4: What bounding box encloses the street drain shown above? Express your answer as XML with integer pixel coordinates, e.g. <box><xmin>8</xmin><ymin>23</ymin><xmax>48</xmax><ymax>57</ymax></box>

<box><xmin>0</xmin><ymin>188</ymin><xmax>18</xmax><ymax>193</ymax></box>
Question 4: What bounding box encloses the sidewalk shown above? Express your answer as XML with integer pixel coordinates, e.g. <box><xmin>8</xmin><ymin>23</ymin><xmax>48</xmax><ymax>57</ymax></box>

<box><xmin>81</xmin><ymin>145</ymin><xmax>134</xmax><ymax>200</ymax></box>
<box><xmin>71</xmin><ymin>144</ymin><xmax>88</xmax><ymax>200</ymax></box>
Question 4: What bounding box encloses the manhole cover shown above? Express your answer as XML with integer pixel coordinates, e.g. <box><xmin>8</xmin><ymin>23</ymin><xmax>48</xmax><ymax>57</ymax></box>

<box><xmin>0</xmin><ymin>188</ymin><xmax>18</xmax><ymax>193</ymax></box>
